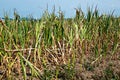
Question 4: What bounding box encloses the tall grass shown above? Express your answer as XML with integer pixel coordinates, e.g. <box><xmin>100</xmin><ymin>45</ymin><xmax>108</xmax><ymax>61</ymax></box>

<box><xmin>0</xmin><ymin>8</ymin><xmax>120</xmax><ymax>80</ymax></box>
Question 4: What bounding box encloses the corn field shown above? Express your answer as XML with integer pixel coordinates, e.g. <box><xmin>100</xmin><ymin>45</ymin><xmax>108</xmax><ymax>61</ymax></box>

<box><xmin>0</xmin><ymin>8</ymin><xmax>120</xmax><ymax>80</ymax></box>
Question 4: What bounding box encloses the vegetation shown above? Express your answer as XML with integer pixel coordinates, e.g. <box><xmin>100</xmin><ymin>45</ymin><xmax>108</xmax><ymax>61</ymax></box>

<box><xmin>0</xmin><ymin>8</ymin><xmax>120</xmax><ymax>80</ymax></box>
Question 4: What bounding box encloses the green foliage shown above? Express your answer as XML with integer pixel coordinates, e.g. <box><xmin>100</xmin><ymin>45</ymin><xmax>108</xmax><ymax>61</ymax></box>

<box><xmin>0</xmin><ymin>8</ymin><xmax>119</xmax><ymax>79</ymax></box>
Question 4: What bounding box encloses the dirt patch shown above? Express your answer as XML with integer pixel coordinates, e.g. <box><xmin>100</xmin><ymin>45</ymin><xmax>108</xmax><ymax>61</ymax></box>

<box><xmin>75</xmin><ymin>53</ymin><xmax>120</xmax><ymax>80</ymax></box>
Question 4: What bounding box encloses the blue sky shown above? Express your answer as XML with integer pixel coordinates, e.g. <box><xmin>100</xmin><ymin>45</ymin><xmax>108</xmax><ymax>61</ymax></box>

<box><xmin>0</xmin><ymin>0</ymin><xmax>120</xmax><ymax>18</ymax></box>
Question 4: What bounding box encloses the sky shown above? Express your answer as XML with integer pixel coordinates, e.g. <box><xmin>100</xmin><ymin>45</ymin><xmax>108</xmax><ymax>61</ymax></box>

<box><xmin>0</xmin><ymin>0</ymin><xmax>120</xmax><ymax>18</ymax></box>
